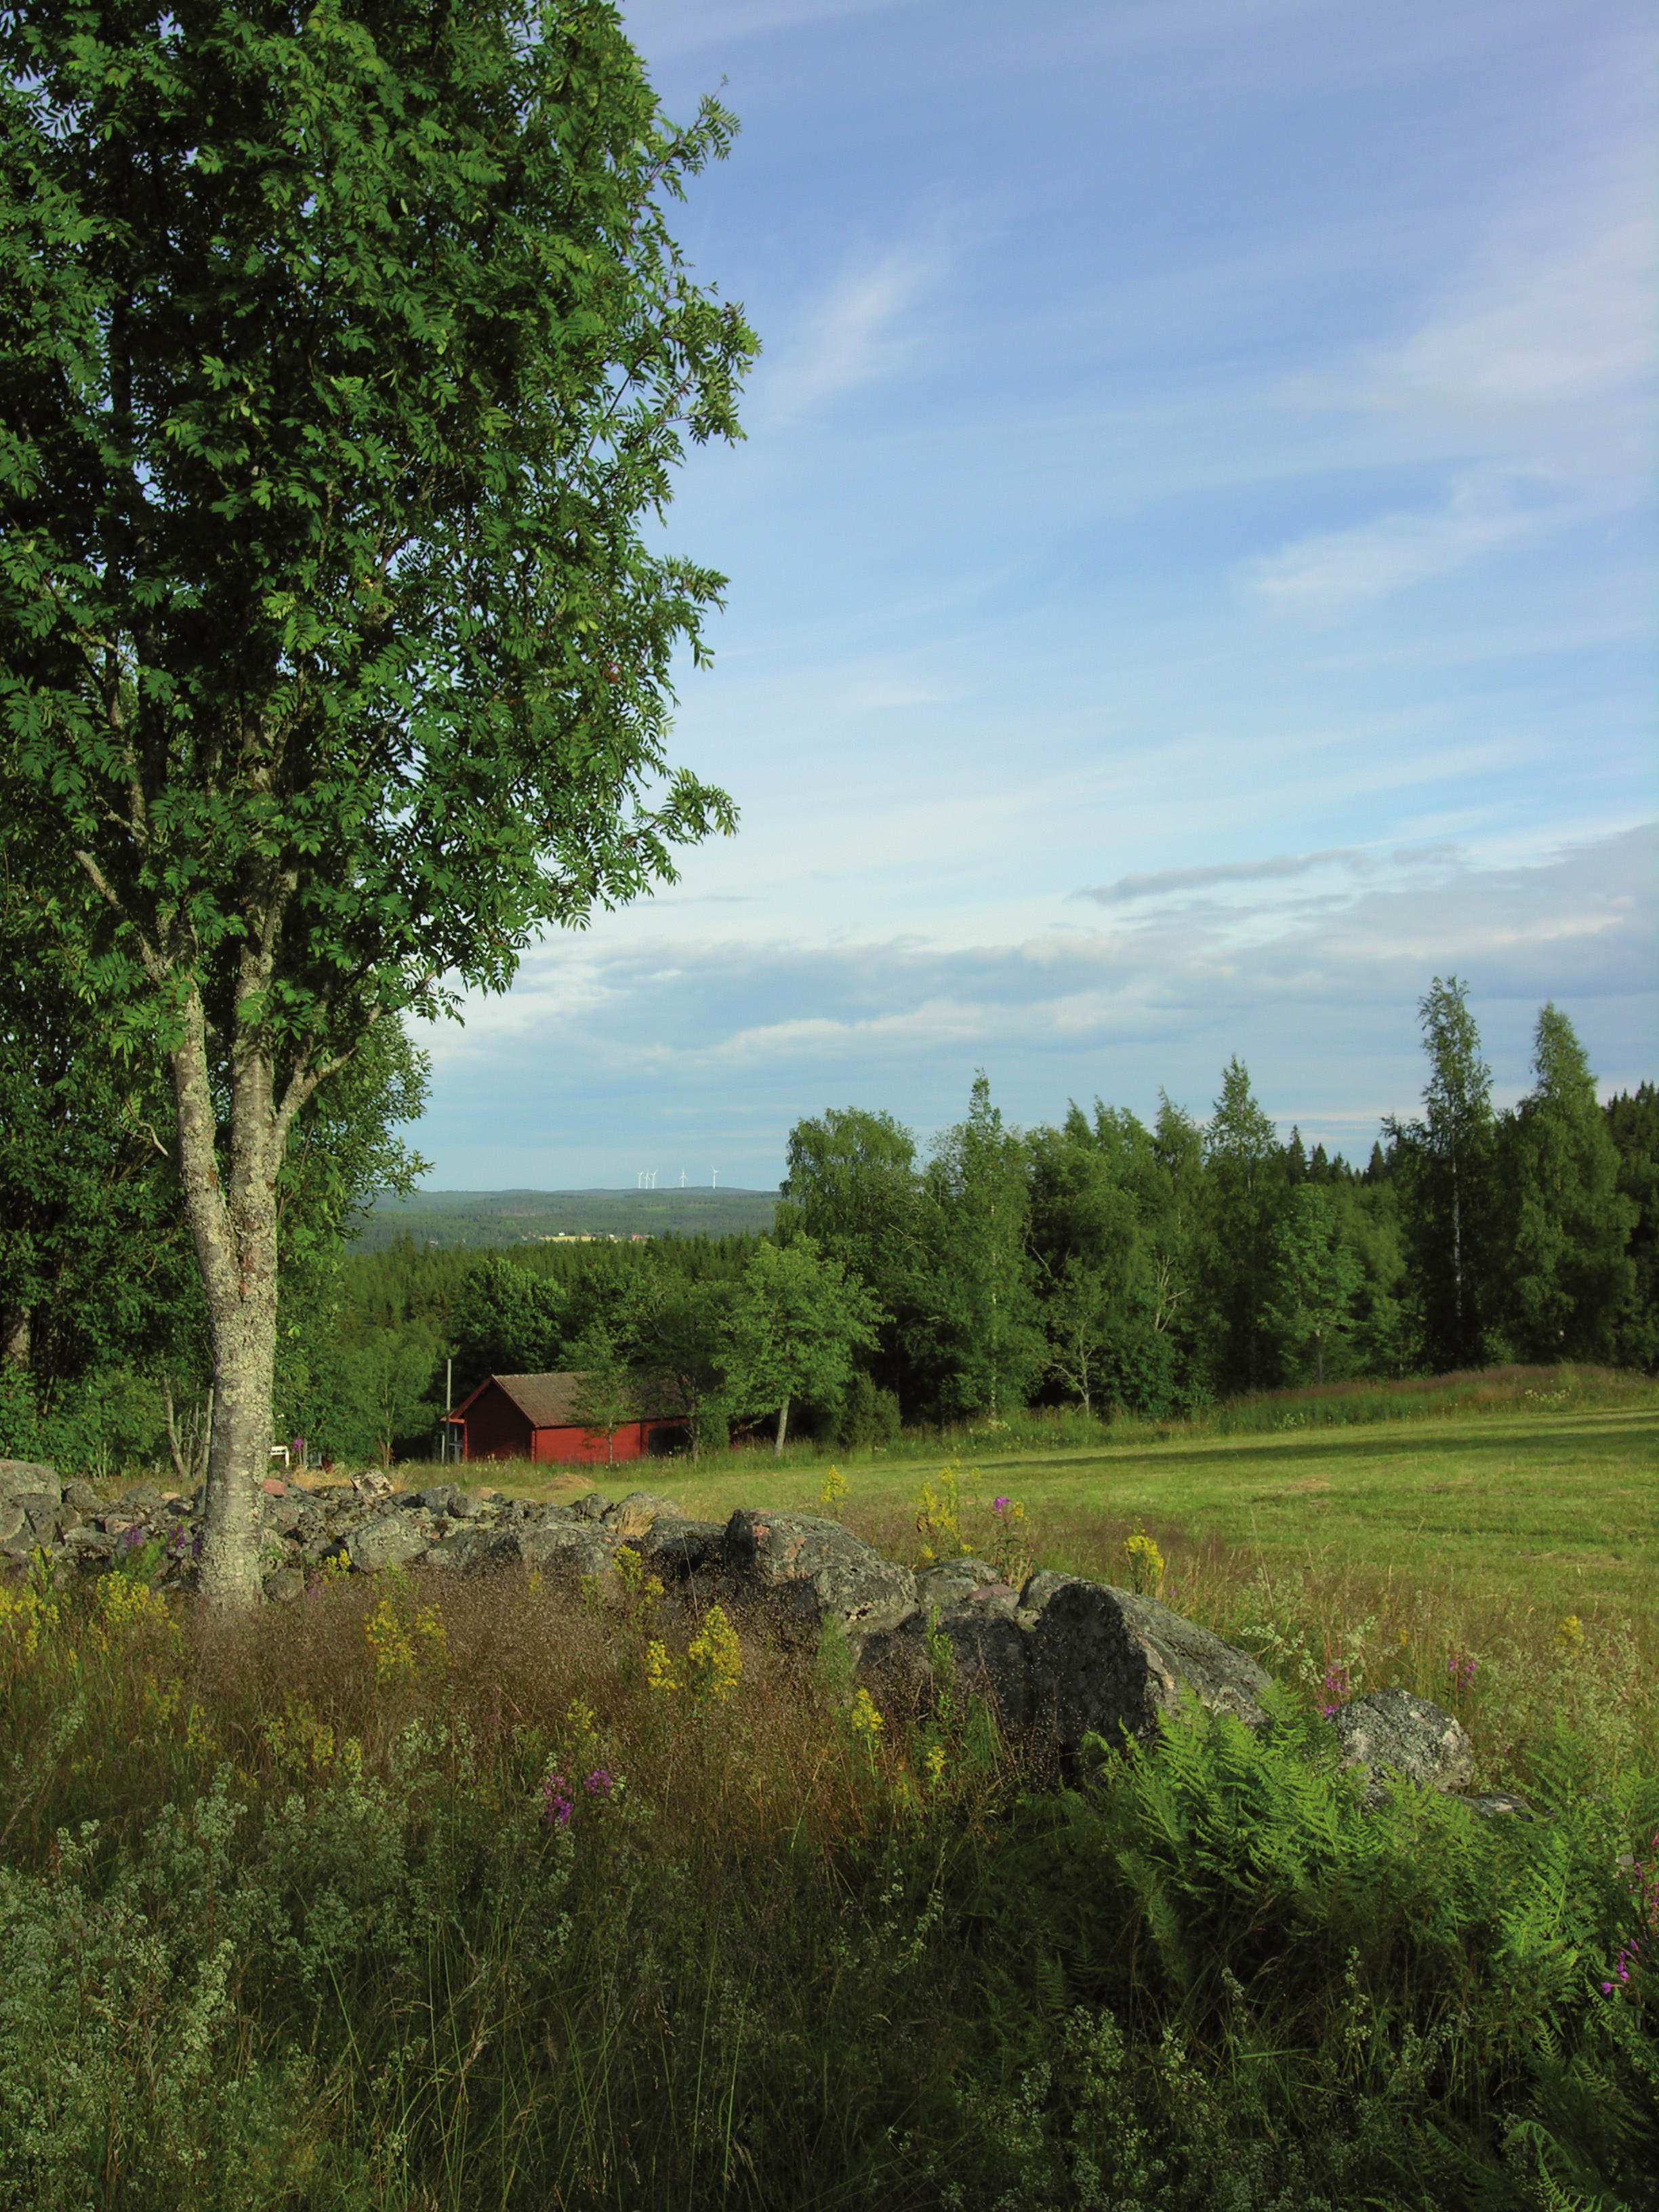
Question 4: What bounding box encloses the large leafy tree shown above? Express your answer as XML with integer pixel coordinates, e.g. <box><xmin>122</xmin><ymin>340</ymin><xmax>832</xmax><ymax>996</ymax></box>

<box><xmin>775</xmin><ymin>1105</ymin><xmax>931</xmax><ymax>1407</ymax></box>
<box><xmin>0</xmin><ymin>1</ymin><xmax>755</xmax><ymax>1598</ymax></box>
<box><xmin>1605</xmin><ymin>1084</ymin><xmax>1659</xmax><ymax>1372</ymax></box>
<box><xmin>1262</xmin><ymin>1182</ymin><xmax>1360</xmax><ymax>1386</ymax></box>
<box><xmin>0</xmin><ymin>872</ymin><xmax>201</xmax><ymax>1397</ymax></box>
<box><xmin>1026</xmin><ymin>1105</ymin><xmax>1155</xmax><ymax>1416</ymax></box>
<box><xmin>722</xmin><ymin>1236</ymin><xmax>882</xmax><ymax>1456</ymax></box>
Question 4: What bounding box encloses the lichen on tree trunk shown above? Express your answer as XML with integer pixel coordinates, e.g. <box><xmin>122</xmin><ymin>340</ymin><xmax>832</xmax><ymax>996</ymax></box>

<box><xmin>168</xmin><ymin>962</ymin><xmax>326</xmax><ymax>1607</ymax></box>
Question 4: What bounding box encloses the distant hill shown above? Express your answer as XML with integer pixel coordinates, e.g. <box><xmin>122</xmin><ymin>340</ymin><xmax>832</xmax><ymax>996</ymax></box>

<box><xmin>350</xmin><ymin>1186</ymin><xmax>779</xmax><ymax>1252</ymax></box>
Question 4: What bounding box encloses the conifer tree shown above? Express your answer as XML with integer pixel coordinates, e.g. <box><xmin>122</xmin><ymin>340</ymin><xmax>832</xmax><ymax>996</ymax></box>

<box><xmin>1498</xmin><ymin>1005</ymin><xmax>1634</xmax><ymax>1361</ymax></box>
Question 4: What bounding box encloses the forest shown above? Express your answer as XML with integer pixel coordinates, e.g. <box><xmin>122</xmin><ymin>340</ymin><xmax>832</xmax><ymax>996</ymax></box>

<box><xmin>3</xmin><ymin>970</ymin><xmax>1653</xmax><ymax>1477</ymax></box>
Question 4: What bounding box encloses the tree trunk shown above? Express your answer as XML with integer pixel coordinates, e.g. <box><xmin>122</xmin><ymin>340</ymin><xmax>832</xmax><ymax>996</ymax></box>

<box><xmin>171</xmin><ymin>984</ymin><xmax>281</xmax><ymax>1607</ymax></box>
<box><xmin>1</xmin><ymin>1305</ymin><xmax>28</xmax><ymax>1368</ymax></box>
<box><xmin>775</xmin><ymin>1394</ymin><xmax>790</xmax><ymax>1458</ymax></box>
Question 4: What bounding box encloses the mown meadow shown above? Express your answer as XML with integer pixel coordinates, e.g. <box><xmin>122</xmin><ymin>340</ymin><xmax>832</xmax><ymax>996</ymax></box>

<box><xmin>1</xmin><ymin>1372</ymin><xmax>1655</xmax><ymax>2211</ymax></box>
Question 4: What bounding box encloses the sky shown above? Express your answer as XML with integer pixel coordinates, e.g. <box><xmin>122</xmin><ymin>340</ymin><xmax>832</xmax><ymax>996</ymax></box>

<box><xmin>415</xmin><ymin>0</ymin><xmax>1656</xmax><ymax>1191</ymax></box>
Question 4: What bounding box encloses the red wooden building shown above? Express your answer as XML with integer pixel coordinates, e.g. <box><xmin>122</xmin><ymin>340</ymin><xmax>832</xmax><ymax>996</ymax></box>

<box><xmin>443</xmin><ymin>1372</ymin><xmax>686</xmax><ymax>1466</ymax></box>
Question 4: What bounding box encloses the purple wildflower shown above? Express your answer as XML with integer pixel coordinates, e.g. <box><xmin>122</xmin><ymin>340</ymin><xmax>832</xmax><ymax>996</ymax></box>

<box><xmin>993</xmin><ymin>1497</ymin><xmax>1009</xmax><ymax>1515</ymax></box>
<box><xmin>543</xmin><ymin>1773</ymin><xmax>575</xmax><ymax>1830</ymax></box>
<box><xmin>1446</xmin><ymin>1652</ymin><xmax>1477</xmax><ymax>1694</ymax></box>
<box><xmin>584</xmin><ymin>1769</ymin><xmax>613</xmax><ymax>1798</ymax></box>
<box><xmin>119</xmin><ymin>1523</ymin><xmax>145</xmax><ymax>1553</ymax></box>
<box><xmin>1319</xmin><ymin>1662</ymin><xmax>1352</xmax><ymax>1720</ymax></box>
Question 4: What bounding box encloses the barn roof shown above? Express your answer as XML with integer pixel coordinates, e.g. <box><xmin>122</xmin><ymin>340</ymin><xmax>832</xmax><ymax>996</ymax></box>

<box><xmin>447</xmin><ymin>1372</ymin><xmax>684</xmax><ymax>1427</ymax></box>
<box><xmin>444</xmin><ymin>1372</ymin><xmax>585</xmax><ymax>1427</ymax></box>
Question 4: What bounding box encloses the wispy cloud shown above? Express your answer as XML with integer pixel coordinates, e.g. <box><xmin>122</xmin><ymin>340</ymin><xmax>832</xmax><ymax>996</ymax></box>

<box><xmin>756</xmin><ymin>243</ymin><xmax>947</xmax><ymax>417</ymax></box>
<box><xmin>430</xmin><ymin>827</ymin><xmax>1656</xmax><ymax>1117</ymax></box>
<box><xmin>1241</xmin><ymin>474</ymin><xmax>1546</xmax><ymax>617</ymax></box>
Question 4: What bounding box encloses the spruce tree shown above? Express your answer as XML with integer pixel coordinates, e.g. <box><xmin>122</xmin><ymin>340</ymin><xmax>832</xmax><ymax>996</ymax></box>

<box><xmin>1498</xmin><ymin>1006</ymin><xmax>1635</xmax><ymax>1361</ymax></box>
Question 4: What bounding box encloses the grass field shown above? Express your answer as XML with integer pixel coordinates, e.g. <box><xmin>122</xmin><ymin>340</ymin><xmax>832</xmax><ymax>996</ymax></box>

<box><xmin>404</xmin><ymin>1372</ymin><xmax>1659</xmax><ymax>1620</ymax></box>
<box><xmin>393</xmin><ymin>1371</ymin><xmax>1659</xmax><ymax>1791</ymax></box>
<box><xmin>5</xmin><ymin>1370</ymin><xmax>1654</xmax><ymax>2207</ymax></box>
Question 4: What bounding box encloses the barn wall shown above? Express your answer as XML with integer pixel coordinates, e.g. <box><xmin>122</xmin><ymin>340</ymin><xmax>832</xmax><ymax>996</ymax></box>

<box><xmin>528</xmin><ymin>1420</ymin><xmax>689</xmax><ymax>1465</ymax></box>
<box><xmin>530</xmin><ymin>1420</ymin><xmax>648</xmax><ymax>1466</ymax></box>
<box><xmin>462</xmin><ymin>1387</ymin><xmax>535</xmax><ymax>1463</ymax></box>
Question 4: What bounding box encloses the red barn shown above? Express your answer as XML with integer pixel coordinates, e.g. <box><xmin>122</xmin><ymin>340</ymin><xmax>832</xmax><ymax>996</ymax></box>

<box><xmin>443</xmin><ymin>1372</ymin><xmax>686</xmax><ymax>1466</ymax></box>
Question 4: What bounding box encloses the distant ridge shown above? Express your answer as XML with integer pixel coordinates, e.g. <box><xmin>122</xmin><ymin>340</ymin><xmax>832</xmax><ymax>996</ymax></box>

<box><xmin>351</xmin><ymin>1185</ymin><xmax>777</xmax><ymax>1252</ymax></box>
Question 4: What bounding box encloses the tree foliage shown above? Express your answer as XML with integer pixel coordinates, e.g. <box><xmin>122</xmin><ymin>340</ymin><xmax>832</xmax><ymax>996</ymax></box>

<box><xmin>722</xmin><ymin>1236</ymin><xmax>882</xmax><ymax>1455</ymax></box>
<box><xmin>1498</xmin><ymin>1005</ymin><xmax>1635</xmax><ymax>1362</ymax></box>
<box><xmin>0</xmin><ymin>0</ymin><xmax>755</xmax><ymax>1593</ymax></box>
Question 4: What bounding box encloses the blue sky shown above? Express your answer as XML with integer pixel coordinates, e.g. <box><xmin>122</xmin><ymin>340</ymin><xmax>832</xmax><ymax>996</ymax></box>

<box><xmin>415</xmin><ymin>0</ymin><xmax>1656</xmax><ymax>1190</ymax></box>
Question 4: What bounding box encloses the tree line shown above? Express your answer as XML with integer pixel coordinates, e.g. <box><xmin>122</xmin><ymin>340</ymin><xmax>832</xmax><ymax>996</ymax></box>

<box><xmin>313</xmin><ymin>977</ymin><xmax>1657</xmax><ymax>1454</ymax></box>
<box><xmin>9</xmin><ymin>960</ymin><xmax>1647</xmax><ymax>1473</ymax></box>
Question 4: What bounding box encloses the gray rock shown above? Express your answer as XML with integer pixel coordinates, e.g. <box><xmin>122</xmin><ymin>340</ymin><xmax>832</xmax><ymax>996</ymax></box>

<box><xmin>262</xmin><ymin>1568</ymin><xmax>307</xmax><ymax>1603</ymax></box>
<box><xmin>522</xmin><ymin>1521</ymin><xmax>612</xmax><ymax>1581</ymax></box>
<box><xmin>1457</xmin><ymin>1791</ymin><xmax>1534</xmax><ymax>1820</ymax></box>
<box><xmin>916</xmin><ymin>1558</ymin><xmax>999</xmax><ymax>1612</ymax></box>
<box><xmin>865</xmin><ymin>1592</ymin><xmax>1035</xmax><ymax>1733</ymax></box>
<box><xmin>424</xmin><ymin>1525</ymin><xmax>529</xmax><ymax>1574</ymax></box>
<box><xmin>62</xmin><ymin>1527</ymin><xmax>115</xmax><ymax>1559</ymax></box>
<box><xmin>346</xmin><ymin>1517</ymin><xmax>433</xmax><ymax>1574</ymax></box>
<box><xmin>603</xmin><ymin>1490</ymin><xmax>684</xmax><ymax>1536</ymax></box>
<box><xmin>1327</xmin><ymin>1689</ymin><xmax>1474</xmax><ymax>1805</ymax></box>
<box><xmin>0</xmin><ymin>1461</ymin><xmax>60</xmax><ymax>1505</ymax></box>
<box><xmin>1017</xmin><ymin>1569</ymin><xmax>1075</xmax><ymax>1622</ymax></box>
<box><xmin>62</xmin><ymin>1479</ymin><xmax>102</xmax><ymax>1516</ymax></box>
<box><xmin>118</xmin><ymin>1483</ymin><xmax>166</xmax><ymax>1516</ymax></box>
<box><xmin>0</xmin><ymin>1500</ymin><xmax>25</xmax><ymax>1547</ymax></box>
<box><xmin>638</xmin><ymin>1517</ymin><xmax>727</xmax><ymax>1580</ymax></box>
<box><xmin>1023</xmin><ymin>1574</ymin><xmax>1271</xmax><ymax>1755</ymax></box>
<box><xmin>523</xmin><ymin>1500</ymin><xmax>577</xmax><ymax>1526</ymax></box>
<box><xmin>722</xmin><ymin>1508</ymin><xmax>918</xmax><ymax>1650</ymax></box>
<box><xmin>569</xmin><ymin>1490</ymin><xmax>613</xmax><ymax>1521</ymax></box>
<box><xmin>411</xmin><ymin>1483</ymin><xmax>460</xmax><ymax>1516</ymax></box>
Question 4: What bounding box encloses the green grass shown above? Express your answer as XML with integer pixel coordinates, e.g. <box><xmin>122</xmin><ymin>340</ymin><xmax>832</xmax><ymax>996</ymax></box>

<box><xmin>6</xmin><ymin>1378</ymin><xmax>1659</xmax><ymax>2209</ymax></box>
<box><xmin>409</xmin><ymin>1368</ymin><xmax>1659</xmax><ymax>1624</ymax></box>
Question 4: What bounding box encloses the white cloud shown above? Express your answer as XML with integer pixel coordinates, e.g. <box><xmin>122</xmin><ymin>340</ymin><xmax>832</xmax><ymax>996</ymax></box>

<box><xmin>1241</xmin><ymin>474</ymin><xmax>1546</xmax><ymax>617</ymax></box>
<box><xmin>1359</xmin><ymin>170</ymin><xmax>1655</xmax><ymax>423</ymax></box>
<box><xmin>756</xmin><ymin>244</ymin><xmax>948</xmax><ymax>417</ymax></box>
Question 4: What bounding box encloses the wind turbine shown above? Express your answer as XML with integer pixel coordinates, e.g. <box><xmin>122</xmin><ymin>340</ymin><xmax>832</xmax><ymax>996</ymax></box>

<box><xmin>712</xmin><ymin>1168</ymin><xmax>719</xmax><ymax>1190</ymax></box>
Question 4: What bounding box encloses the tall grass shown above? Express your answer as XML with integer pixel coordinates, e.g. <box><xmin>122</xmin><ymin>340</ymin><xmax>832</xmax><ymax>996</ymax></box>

<box><xmin>0</xmin><ymin>1514</ymin><xmax>1655</xmax><ymax>2210</ymax></box>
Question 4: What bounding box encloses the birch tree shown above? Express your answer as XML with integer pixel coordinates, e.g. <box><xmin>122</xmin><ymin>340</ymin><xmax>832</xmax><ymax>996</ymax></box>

<box><xmin>0</xmin><ymin>1</ymin><xmax>755</xmax><ymax>1599</ymax></box>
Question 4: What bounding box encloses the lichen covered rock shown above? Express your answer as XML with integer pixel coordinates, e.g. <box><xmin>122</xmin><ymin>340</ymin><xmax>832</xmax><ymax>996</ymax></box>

<box><xmin>1023</xmin><ymin>1574</ymin><xmax>1272</xmax><ymax>1754</ymax></box>
<box><xmin>1327</xmin><ymin>1689</ymin><xmax>1474</xmax><ymax>1806</ymax></box>
<box><xmin>722</xmin><ymin>1508</ymin><xmax>918</xmax><ymax>1650</ymax></box>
